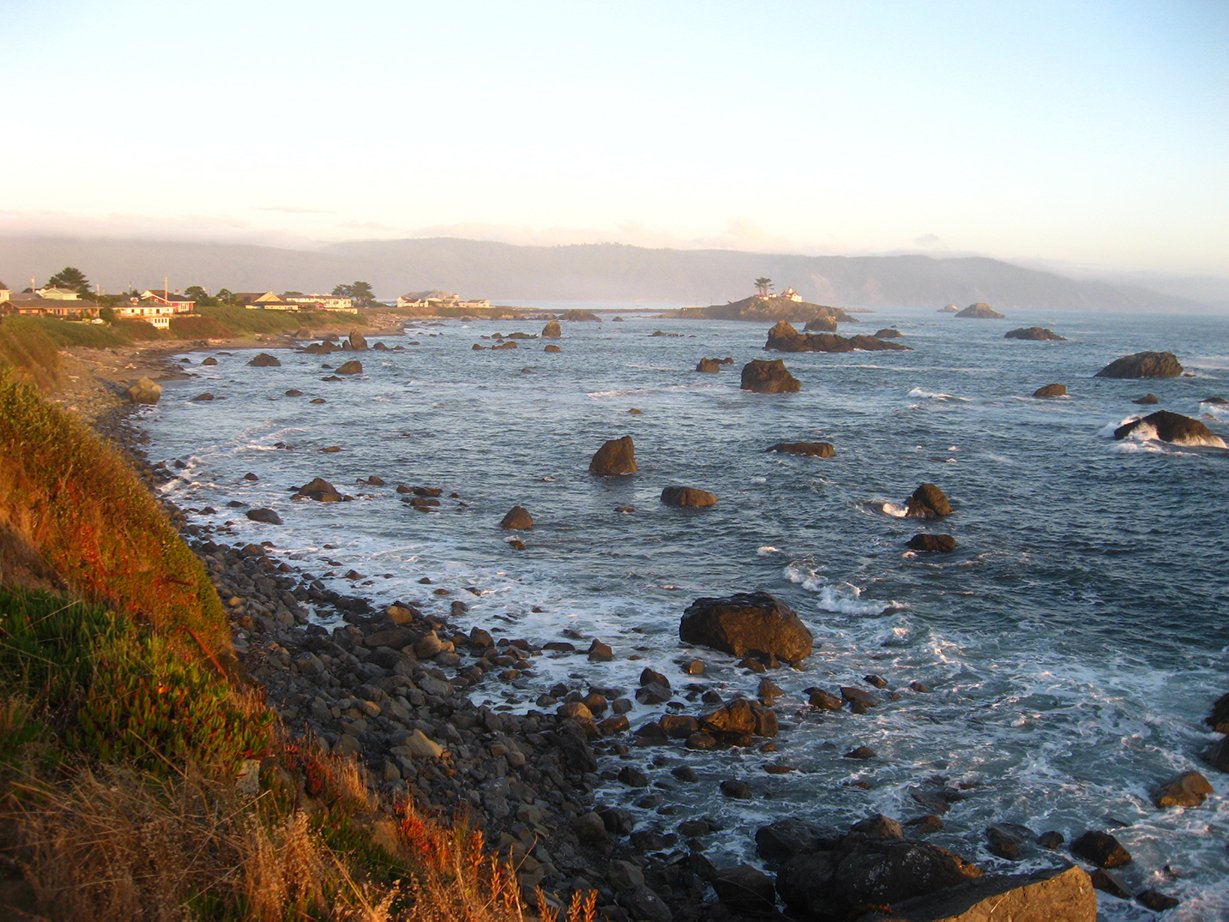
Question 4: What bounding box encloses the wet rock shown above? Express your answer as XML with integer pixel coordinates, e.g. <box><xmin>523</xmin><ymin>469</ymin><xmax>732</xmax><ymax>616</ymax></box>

<box><xmin>767</xmin><ymin>441</ymin><xmax>835</xmax><ymax>458</ymax></box>
<box><xmin>589</xmin><ymin>435</ymin><xmax>638</xmax><ymax>476</ymax></box>
<box><xmin>1095</xmin><ymin>351</ymin><xmax>1183</xmax><ymax>378</ymax></box>
<box><xmin>840</xmin><ymin>686</ymin><xmax>880</xmax><ymax>711</ymax></box>
<box><xmin>191</xmin><ymin>392</ymin><xmax>215</xmax><ymax>402</ymax></box>
<box><xmin>696</xmin><ymin>357</ymin><xmax>722</xmax><ymax>372</ymax></box>
<box><xmin>1114</xmin><ymin>410</ymin><xmax>1225</xmax><ymax>447</ymax></box>
<box><xmin>907</xmin><ymin>533</ymin><xmax>957</xmax><ymax>553</ymax></box>
<box><xmin>1207</xmin><ymin>692</ymin><xmax>1229</xmax><ymax>733</ymax></box>
<box><xmin>1037</xmin><ymin>830</ymin><xmax>1065</xmax><ymax>850</ymax></box>
<box><xmin>720</xmin><ymin>779</ymin><xmax>752</xmax><ymax>799</ymax></box>
<box><xmin>246</xmin><ymin>508</ymin><xmax>283</xmax><ymax>525</ymax></box>
<box><xmin>660</xmin><ymin>485</ymin><xmax>717</xmax><ymax>508</ymax></box>
<box><xmin>202</xmin><ymin>356</ymin><xmax>219</xmax><ymax>366</ymax></box>
<box><xmin>986</xmin><ymin>824</ymin><xmax>1034</xmax><ymax>861</ymax></box>
<box><xmin>807</xmin><ymin>688</ymin><xmax>843</xmax><ymax>710</ymax></box>
<box><xmin>740</xmin><ymin>358</ymin><xmax>801</xmax><ymax>393</ymax></box>
<box><xmin>126</xmin><ymin>377</ymin><xmax>162</xmax><ymax>404</ymax></box>
<box><xmin>711</xmin><ymin>865</ymin><xmax>776</xmax><ymax>915</ymax></box>
<box><xmin>1007</xmin><ymin>326</ymin><xmax>1065</xmax><ymax>341</ymax></box>
<box><xmin>499</xmin><ymin>505</ymin><xmax>534</xmax><ymax>530</ymax></box>
<box><xmin>1154</xmin><ymin>770</ymin><xmax>1213</xmax><ymax>808</ymax></box>
<box><xmin>845</xmin><ymin>745</ymin><xmax>876</xmax><ymax>760</ymax></box>
<box><xmin>766</xmin><ymin>319</ymin><xmax>910</xmax><ymax>353</ymax></box>
<box><xmin>1071</xmin><ymin>830</ymin><xmax>1131</xmax><ymax>868</ymax></box>
<box><xmin>294</xmin><ymin>477</ymin><xmax>349</xmax><ymax>503</ymax></box>
<box><xmin>1091</xmin><ymin>867</ymin><xmax>1132</xmax><ymax>899</ymax></box>
<box><xmin>347</xmin><ymin>330</ymin><xmax>368</xmax><ymax>351</ymax></box>
<box><xmin>335</xmin><ymin>359</ymin><xmax>363</xmax><ymax>375</ymax></box>
<box><xmin>874</xmin><ymin>327</ymin><xmax>903</xmax><ymax>338</ymax></box>
<box><xmin>756</xmin><ymin>818</ymin><xmax>831</xmax><ymax>865</ymax></box>
<box><xmin>1137</xmin><ymin>888</ymin><xmax>1180</xmax><ymax>911</ymax></box>
<box><xmin>956</xmin><ymin>302</ymin><xmax>1004</xmax><ymax>319</ymax></box>
<box><xmin>1134</xmin><ymin>393</ymin><xmax>1159</xmax><ymax>405</ymax></box>
<box><xmin>542</xmin><ymin>320</ymin><xmax>562</xmax><ymax>338</ymax></box>
<box><xmin>905</xmin><ymin>482</ymin><xmax>953</xmax><ymax>518</ymax></box>
<box><xmin>587</xmin><ymin>639</ymin><xmax>613</xmax><ymax>662</ymax></box>
<box><xmin>679</xmin><ymin>591</ymin><xmax>813</xmax><ymax>663</ymax></box>
<box><xmin>247</xmin><ymin>352</ymin><xmax>281</xmax><ymax>367</ymax></box>
<box><xmin>1033</xmin><ymin>383</ymin><xmax>1068</xmax><ymax>398</ymax></box>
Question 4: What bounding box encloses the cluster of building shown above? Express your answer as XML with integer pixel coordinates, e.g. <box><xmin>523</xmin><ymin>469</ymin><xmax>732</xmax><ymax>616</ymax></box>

<box><xmin>0</xmin><ymin>283</ymin><xmax>492</xmax><ymax>330</ymax></box>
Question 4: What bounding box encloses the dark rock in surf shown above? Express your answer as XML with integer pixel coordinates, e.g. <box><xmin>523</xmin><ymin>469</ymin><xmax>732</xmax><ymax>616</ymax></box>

<box><xmin>660</xmin><ymin>486</ymin><xmax>717</xmax><ymax>508</ymax></box>
<box><xmin>696</xmin><ymin>357</ymin><xmax>722</xmax><ymax>373</ymax></box>
<box><xmin>907</xmin><ymin>533</ymin><xmax>957</xmax><ymax>553</ymax></box>
<box><xmin>247</xmin><ymin>352</ymin><xmax>281</xmax><ymax>367</ymax></box>
<box><xmin>1206</xmin><ymin>692</ymin><xmax>1229</xmax><ymax>733</ymax></box>
<box><xmin>905</xmin><ymin>483</ymin><xmax>953</xmax><ymax>518</ymax></box>
<box><xmin>1071</xmin><ymin>830</ymin><xmax>1132</xmax><ymax>868</ymax></box>
<box><xmin>1095</xmin><ymin>351</ymin><xmax>1183</xmax><ymax>378</ymax></box>
<box><xmin>589</xmin><ymin>435</ymin><xmax>637</xmax><ymax>476</ymax></box>
<box><xmin>202</xmin><ymin>356</ymin><xmax>219</xmax><ymax>366</ymax></box>
<box><xmin>245</xmin><ymin>508</ymin><xmax>282</xmax><ymax>525</ymax></box>
<box><xmin>766</xmin><ymin>319</ymin><xmax>910</xmax><ymax>353</ymax></box>
<box><xmin>874</xmin><ymin>327</ymin><xmax>903</xmax><ymax>338</ymax></box>
<box><xmin>335</xmin><ymin>360</ymin><xmax>363</xmax><ymax>375</ymax></box>
<box><xmin>294</xmin><ymin>477</ymin><xmax>349</xmax><ymax>503</ymax></box>
<box><xmin>768</xmin><ymin>441</ymin><xmax>835</xmax><ymax>458</ymax></box>
<box><xmin>805</xmin><ymin>315</ymin><xmax>838</xmax><ymax>332</ymax></box>
<box><xmin>956</xmin><ymin>302</ymin><xmax>1005</xmax><ymax>319</ymax></box>
<box><xmin>711</xmin><ymin>865</ymin><xmax>777</xmax><ymax>915</ymax></box>
<box><xmin>679</xmin><ymin>591</ymin><xmax>813</xmax><ymax>663</ymax></box>
<box><xmin>940</xmin><ymin>303</ymin><xmax>960</xmax><ymax>313</ymax></box>
<box><xmin>499</xmin><ymin>505</ymin><xmax>533</xmax><ymax>530</ymax></box>
<box><xmin>544</xmin><ymin>344</ymin><xmax>562</xmax><ymax>353</ymax></box>
<box><xmin>1033</xmin><ymin>383</ymin><xmax>1067</xmax><ymax>398</ymax></box>
<box><xmin>1007</xmin><ymin>326</ymin><xmax>1065</xmax><ymax>341</ymax></box>
<box><xmin>741</xmin><ymin>358</ymin><xmax>801</xmax><ymax>393</ymax></box>
<box><xmin>347</xmin><ymin>330</ymin><xmax>368</xmax><ymax>351</ymax></box>
<box><xmin>1134</xmin><ymin>393</ymin><xmax>1159</xmax><ymax>405</ymax></box>
<box><xmin>563</xmin><ymin>310</ymin><xmax>601</xmax><ymax>322</ymax></box>
<box><xmin>542</xmin><ymin>320</ymin><xmax>562</xmax><ymax>338</ymax></box>
<box><xmin>1113</xmin><ymin>410</ymin><xmax>1225</xmax><ymax>447</ymax></box>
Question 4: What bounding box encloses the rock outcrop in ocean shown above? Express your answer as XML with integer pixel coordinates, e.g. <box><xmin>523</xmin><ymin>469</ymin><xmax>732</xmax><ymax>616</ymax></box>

<box><xmin>765</xmin><ymin>320</ymin><xmax>910</xmax><ymax>353</ymax></box>
<box><xmin>1095</xmin><ymin>351</ymin><xmax>1183</xmax><ymax>378</ymax></box>
<box><xmin>1113</xmin><ymin>410</ymin><xmax>1225</xmax><ymax>447</ymax></box>
<box><xmin>741</xmin><ymin>358</ymin><xmax>801</xmax><ymax>393</ymax></box>
<box><xmin>679</xmin><ymin>591</ymin><xmax>813</xmax><ymax>663</ymax></box>
<box><xmin>956</xmin><ymin>302</ymin><xmax>1005</xmax><ymax>318</ymax></box>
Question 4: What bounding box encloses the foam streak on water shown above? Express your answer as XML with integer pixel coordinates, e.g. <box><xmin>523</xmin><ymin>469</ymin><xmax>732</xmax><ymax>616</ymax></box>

<box><xmin>142</xmin><ymin>308</ymin><xmax>1229</xmax><ymax>919</ymax></box>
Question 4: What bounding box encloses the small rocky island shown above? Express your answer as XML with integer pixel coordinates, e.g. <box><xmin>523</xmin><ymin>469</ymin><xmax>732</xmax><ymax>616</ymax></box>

<box><xmin>955</xmin><ymin>302</ymin><xmax>1005</xmax><ymax>319</ymax></box>
<box><xmin>1095</xmin><ymin>351</ymin><xmax>1183</xmax><ymax>379</ymax></box>
<box><xmin>1006</xmin><ymin>326</ymin><xmax>1065</xmax><ymax>341</ymax></box>
<box><xmin>681</xmin><ymin>280</ymin><xmax>855</xmax><ymax>326</ymax></box>
<box><xmin>765</xmin><ymin>320</ymin><xmax>910</xmax><ymax>353</ymax></box>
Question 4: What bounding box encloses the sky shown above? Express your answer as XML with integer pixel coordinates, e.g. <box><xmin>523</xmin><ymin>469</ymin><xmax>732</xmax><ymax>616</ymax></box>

<box><xmin>2</xmin><ymin>0</ymin><xmax>1227</xmax><ymax>278</ymax></box>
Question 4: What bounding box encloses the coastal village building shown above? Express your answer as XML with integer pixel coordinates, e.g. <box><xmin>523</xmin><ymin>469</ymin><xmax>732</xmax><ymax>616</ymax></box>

<box><xmin>235</xmin><ymin>291</ymin><xmax>299</xmax><ymax>311</ymax></box>
<box><xmin>781</xmin><ymin>287</ymin><xmax>804</xmax><ymax>302</ymax></box>
<box><xmin>396</xmin><ymin>290</ymin><xmax>491</xmax><ymax>311</ymax></box>
<box><xmin>285</xmin><ymin>294</ymin><xmax>357</xmax><ymax>313</ymax></box>
<box><xmin>1</xmin><ymin>288</ymin><xmax>100</xmax><ymax>319</ymax></box>
<box><xmin>113</xmin><ymin>289</ymin><xmax>197</xmax><ymax>329</ymax></box>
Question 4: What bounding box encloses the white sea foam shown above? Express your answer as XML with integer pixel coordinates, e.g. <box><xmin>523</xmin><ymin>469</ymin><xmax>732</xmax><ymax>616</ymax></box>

<box><xmin>783</xmin><ymin>565</ymin><xmax>894</xmax><ymax>615</ymax></box>
<box><xmin>757</xmin><ymin>546</ymin><xmax>781</xmax><ymax>556</ymax></box>
<box><xmin>881</xmin><ymin>502</ymin><xmax>908</xmax><ymax>518</ymax></box>
<box><xmin>907</xmin><ymin>387</ymin><xmax>967</xmax><ymax>402</ymax></box>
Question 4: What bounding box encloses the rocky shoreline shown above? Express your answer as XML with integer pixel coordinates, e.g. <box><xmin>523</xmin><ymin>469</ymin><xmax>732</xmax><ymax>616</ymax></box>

<box><xmin>75</xmin><ymin>329</ymin><xmax>1222</xmax><ymax>921</ymax></box>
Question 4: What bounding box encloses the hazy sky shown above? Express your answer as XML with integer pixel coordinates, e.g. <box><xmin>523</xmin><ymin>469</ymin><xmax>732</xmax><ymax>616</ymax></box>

<box><xmin>2</xmin><ymin>0</ymin><xmax>1226</xmax><ymax>276</ymax></box>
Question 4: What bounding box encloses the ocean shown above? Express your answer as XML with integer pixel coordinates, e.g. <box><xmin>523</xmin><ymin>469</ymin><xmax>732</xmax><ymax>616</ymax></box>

<box><xmin>141</xmin><ymin>305</ymin><xmax>1229</xmax><ymax>919</ymax></box>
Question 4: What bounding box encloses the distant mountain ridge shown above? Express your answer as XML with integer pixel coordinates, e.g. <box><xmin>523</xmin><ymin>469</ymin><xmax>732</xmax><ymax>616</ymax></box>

<box><xmin>0</xmin><ymin>235</ymin><xmax>1208</xmax><ymax>313</ymax></box>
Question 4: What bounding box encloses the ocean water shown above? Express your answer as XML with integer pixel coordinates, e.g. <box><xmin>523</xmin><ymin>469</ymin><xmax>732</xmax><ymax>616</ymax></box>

<box><xmin>142</xmin><ymin>306</ymin><xmax>1229</xmax><ymax>919</ymax></box>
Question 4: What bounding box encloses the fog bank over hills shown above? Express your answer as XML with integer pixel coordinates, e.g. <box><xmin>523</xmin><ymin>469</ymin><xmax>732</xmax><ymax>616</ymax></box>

<box><xmin>0</xmin><ymin>235</ymin><xmax>1216</xmax><ymax>313</ymax></box>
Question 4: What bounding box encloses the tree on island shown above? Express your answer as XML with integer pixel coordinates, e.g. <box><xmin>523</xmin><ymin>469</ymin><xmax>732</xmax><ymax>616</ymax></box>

<box><xmin>755</xmin><ymin>277</ymin><xmax>774</xmax><ymax>298</ymax></box>
<box><xmin>332</xmin><ymin>281</ymin><xmax>377</xmax><ymax>307</ymax></box>
<box><xmin>46</xmin><ymin>266</ymin><xmax>92</xmax><ymax>297</ymax></box>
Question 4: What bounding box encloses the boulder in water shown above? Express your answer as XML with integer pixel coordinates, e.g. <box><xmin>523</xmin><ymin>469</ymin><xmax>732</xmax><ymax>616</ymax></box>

<box><xmin>1071</xmin><ymin>830</ymin><xmax>1131</xmax><ymax>868</ymax></box>
<box><xmin>661</xmin><ymin>486</ymin><xmax>717</xmax><ymax>508</ymax></box>
<box><xmin>741</xmin><ymin>358</ymin><xmax>801</xmax><ymax>393</ymax></box>
<box><xmin>1033</xmin><ymin>383</ymin><xmax>1067</xmax><ymax>398</ymax></box>
<box><xmin>907</xmin><ymin>533</ymin><xmax>956</xmax><ymax>553</ymax></box>
<box><xmin>294</xmin><ymin>477</ymin><xmax>349</xmax><ymax>503</ymax></box>
<box><xmin>940</xmin><ymin>303</ymin><xmax>960</xmax><ymax>313</ymax></box>
<box><xmin>766</xmin><ymin>320</ymin><xmax>909</xmax><ymax>353</ymax></box>
<box><xmin>696</xmin><ymin>357</ymin><xmax>723</xmax><ymax>373</ymax></box>
<box><xmin>905</xmin><ymin>483</ymin><xmax>953</xmax><ymax>518</ymax></box>
<box><xmin>348</xmin><ymin>330</ymin><xmax>368</xmax><ymax>351</ymax></box>
<box><xmin>589</xmin><ymin>435</ymin><xmax>637</xmax><ymax>475</ymax></box>
<box><xmin>335</xmin><ymin>359</ymin><xmax>363</xmax><ymax>375</ymax></box>
<box><xmin>541</xmin><ymin>320</ymin><xmax>562</xmax><ymax>338</ymax></box>
<box><xmin>499</xmin><ymin>505</ymin><xmax>533</xmax><ymax>530</ymax></box>
<box><xmin>1113</xmin><ymin>410</ymin><xmax>1225</xmax><ymax>447</ymax></box>
<box><xmin>874</xmin><ymin>327</ymin><xmax>903</xmax><ymax>338</ymax></box>
<box><xmin>1095</xmin><ymin>351</ymin><xmax>1183</xmax><ymax>378</ymax></box>
<box><xmin>126</xmin><ymin>377</ymin><xmax>162</xmax><ymax>404</ymax></box>
<box><xmin>767</xmin><ymin>441</ymin><xmax>835</xmax><ymax>458</ymax></box>
<box><xmin>1007</xmin><ymin>326</ymin><xmax>1066</xmax><ymax>341</ymax></box>
<box><xmin>1134</xmin><ymin>393</ymin><xmax>1159</xmax><ymax>405</ymax></box>
<box><xmin>804</xmin><ymin>316</ymin><xmax>838</xmax><ymax>332</ymax></box>
<box><xmin>247</xmin><ymin>352</ymin><xmax>281</xmax><ymax>367</ymax></box>
<box><xmin>246</xmin><ymin>508</ymin><xmax>283</xmax><ymax>525</ymax></box>
<box><xmin>956</xmin><ymin>303</ymin><xmax>1005</xmax><ymax>318</ymax></box>
<box><xmin>202</xmin><ymin>356</ymin><xmax>219</xmax><ymax>366</ymax></box>
<box><xmin>1153</xmin><ymin>771</ymin><xmax>1213</xmax><ymax>808</ymax></box>
<box><xmin>679</xmin><ymin>591</ymin><xmax>813</xmax><ymax>662</ymax></box>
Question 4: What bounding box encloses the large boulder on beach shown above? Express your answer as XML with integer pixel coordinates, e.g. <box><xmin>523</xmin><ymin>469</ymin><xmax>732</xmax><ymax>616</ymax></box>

<box><xmin>541</xmin><ymin>320</ymin><xmax>562</xmax><ymax>338</ymax></box>
<box><xmin>956</xmin><ymin>302</ymin><xmax>1004</xmax><ymax>319</ymax></box>
<box><xmin>1007</xmin><ymin>326</ymin><xmax>1066</xmax><ymax>341</ymax></box>
<box><xmin>679</xmin><ymin>591</ymin><xmax>813</xmax><ymax>663</ymax></box>
<box><xmin>1113</xmin><ymin>411</ymin><xmax>1225</xmax><ymax>447</ymax></box>
<box><xmin>741</xmin><ymin>358</ymin><xmax>801</xmax><ymax>393</ymax></box>
<box><xmin>768</xmin><ymin>441</ymin><xmax>835</xmax><ymax>458</ymax></box>
<box><xmin>1095</xmin><ymin>351</ymin><xmax>1183</xmax><ymax>378</ymax></box>
<box><xmin>247</xmin><ymin>352</ymin><xmax>281</xmax><ymax>367</ymax></box>
<box><xmin>125</xmin><ymin>377</ymin><xmax>162</xmax><ymax>404</ymax></box>
<box><xmin>870</xmin><ymin>864</ymin><xmax>1096</xmax><ymax>922</ymax></box>
<box><xmin>776</xmin><ymin>828</ymin><xmax>983</xmax><ymax>919</ymax></box>
<box><xmin>589</xmin><ymin>436</ymin><xmax>637</xmax><ymax>475</ymax></box>
<box><xmin>661</xmin><ymin>486</ymin><xmax>717</xmax><ymax>508</ymax></box>
<box><xmin>905</xmin><ymin>483</ymin><xmax>953</xmax><ymax>518</ymax></box>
